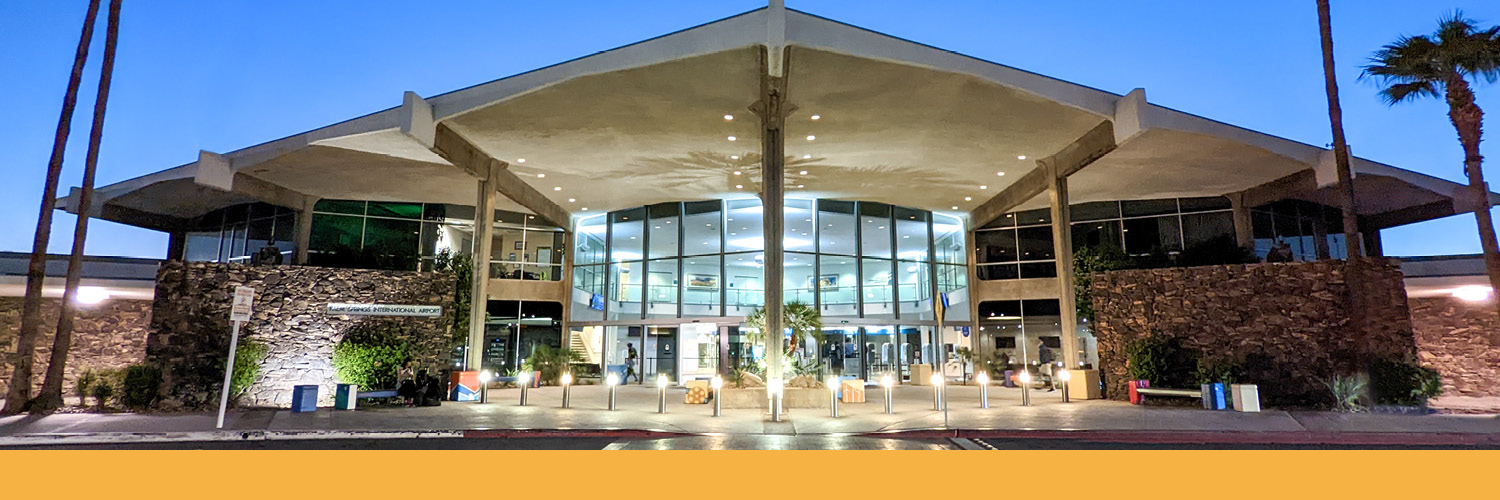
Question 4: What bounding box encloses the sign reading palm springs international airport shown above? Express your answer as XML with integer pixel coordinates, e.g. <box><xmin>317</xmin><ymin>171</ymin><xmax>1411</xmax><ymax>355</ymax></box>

<box><xmin>328</xmin><ymin>303</ymin><xmax>442</xmax><ymax>317</ymax></box>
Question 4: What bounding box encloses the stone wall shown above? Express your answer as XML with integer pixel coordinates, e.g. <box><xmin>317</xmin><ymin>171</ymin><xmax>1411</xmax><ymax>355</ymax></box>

<box><xmin>150</xmin><ymin>261</ymin><xmax>456</xmax><ymax>408</ymax></box>
<box><xmin>1091</xmin><ymin>258</ymin><xmax>1416</xmax><ymax>406</ymax></box>
<box><xmin>1410</xmin><ymin>296</ymin><xmax>1500</xmax><ymax>398</ymax></box>
<box><xmin>0</xmin><ymin>297</ymin><xmax>151</xmax><ymax>397</ymax></box>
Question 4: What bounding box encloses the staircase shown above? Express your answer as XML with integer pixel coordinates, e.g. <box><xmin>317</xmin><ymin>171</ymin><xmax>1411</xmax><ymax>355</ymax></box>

<box><xmin>570</xmin><ymin>331</ymin><xmax>600</xmax><ymax>365</ymax></box>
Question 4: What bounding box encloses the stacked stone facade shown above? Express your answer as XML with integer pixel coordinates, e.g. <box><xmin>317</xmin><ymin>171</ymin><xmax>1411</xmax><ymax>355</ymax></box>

<box><xmin>0</xmin><ymin>297</ymin><xmax>152</xmax><ymax>397</ymax></box>
<box><xmin>1091</xmin><ymin>258</ymin><xmax>1416</xmax><ymax>405</ymax></box>
<box><xmin>1410</xmin><ymin>296</ymin><xmax>1500</xmax><ymax>398</ymax></box>
<box><xmin>149</xmin><ymin>261</ymin><xmax>456</xmax><ymax>408</ymax></box>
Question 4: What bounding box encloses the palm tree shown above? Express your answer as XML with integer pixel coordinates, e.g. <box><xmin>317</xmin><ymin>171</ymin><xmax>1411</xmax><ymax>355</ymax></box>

<box><xmin>1316</xmin><ymin>0</ymin><xmax>1363</xmax><ymax>262</ymax></box>
<box><xmin>1362</xmin><ymin>12</ymin><xmax>1500</xmax><ymax>313</ymax></box>
<box><xmin>3</xmin><ymin>0</ymin><xmax>102</xmax><ymax>415</ymax></box>
<box><xmin>745</xmin><ymin>301</ymin><xmax>824</xmax><ymax>361</ymax></box>
<box><xmin>32</xmin><ymin>0</ymin><xmax>123</xmax><ymax>413</ymax></box>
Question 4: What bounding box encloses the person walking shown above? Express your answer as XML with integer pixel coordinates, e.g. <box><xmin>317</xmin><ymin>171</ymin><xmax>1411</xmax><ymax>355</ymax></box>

<box><xmin>624</xmin><ymin>343</ymin><xmax>641</xmax><ymax>384</ymax></box>
<box><xmin>1038</xmin><ymin>343</ymin><xmax>1056</xmax><ymax>392</ymax></box>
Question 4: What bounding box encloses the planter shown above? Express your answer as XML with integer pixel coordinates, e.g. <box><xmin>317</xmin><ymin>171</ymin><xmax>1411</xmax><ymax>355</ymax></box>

<box><xmin>719</xmin><ymin>387</ymin><xmax>832</xmax><ymax>409</ymax></box>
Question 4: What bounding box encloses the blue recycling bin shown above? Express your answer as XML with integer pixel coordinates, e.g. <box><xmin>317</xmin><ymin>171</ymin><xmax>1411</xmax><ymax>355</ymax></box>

<box><xmin>1002</xmin><ymin>370</ymin><xmax>1016</xmax><ymax>388</ymax></box>
<box><xmin>292</xmin><ymin>385</ymin><xmax>318</xmax><ymax>413</ymax></box>
<box><xmin>334</xmin><ymin>384</ymin><xmax>357</xmax><ymax>410</ymax></box>
<box><xmin>606</xmin><ymin>364</ymin><xmax>627</xmax><ymax>382</ymax></box>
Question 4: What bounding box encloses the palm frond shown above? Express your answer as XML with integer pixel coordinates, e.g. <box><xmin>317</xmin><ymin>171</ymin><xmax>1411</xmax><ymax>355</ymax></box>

<box><xmin>1378</xmin><ymin>81</ymin><xmax>1441</xmax><ymax>105</ymax></box>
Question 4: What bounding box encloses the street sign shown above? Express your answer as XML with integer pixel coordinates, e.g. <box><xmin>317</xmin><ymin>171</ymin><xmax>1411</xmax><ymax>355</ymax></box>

<box><xmin>230</xmin><ymin>286</ymin><xmax>255</xmax><ymax>322</ymax></box>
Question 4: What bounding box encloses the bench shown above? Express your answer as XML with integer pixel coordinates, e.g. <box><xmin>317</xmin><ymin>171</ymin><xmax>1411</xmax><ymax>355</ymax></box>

<box><xmin>1129</xmin><ymin>380</ymin><xmax>1232</xmax><ymax>410</ymax></box>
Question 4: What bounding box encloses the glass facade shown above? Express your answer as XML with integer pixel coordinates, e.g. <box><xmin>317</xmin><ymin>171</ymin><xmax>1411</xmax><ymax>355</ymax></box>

<box><xmin>182</xmin><ymin>203</ymin><xmax>296</xmax><ymax>264</ymax></box>
<box><xmin>1251</xmin><ymin>199</ymin><xmax>1350</xmax><ymax>261</ymax></box>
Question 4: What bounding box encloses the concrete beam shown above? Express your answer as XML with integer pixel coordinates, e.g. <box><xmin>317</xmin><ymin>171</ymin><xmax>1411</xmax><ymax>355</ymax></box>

<box><xmin>1238</xmin><ymin>169</ymin><xmax>1317</xmax><ymax>208</ymax></box>
<box><xmin>98</xmin><ymin>203</ymin><xmax>187</xmax><ymax>233</ymax></box>
<box><xmin>1047</xmin><ymin>162</ymin><xmax>1081</xmax><ymax>369</ymax></box>
<box><xmin>193</xmin><ymin>150</ymin><xmax>234</xmax><ymax>191</ymax></box>
<box><xmin>398</xmin><ymin>91</ymin><xmax>436</xmax><ymax>149</ymax></box>
<box><xmin>971</xmin><ymin>121</ymin><xmax>1116</xmax><ymax>229</ymax></box>
<box><xmin>492</xmin><ymin>163</ymin><xmax>572</xmax><ymax>229</ymax></box>
<box><xmin>1361</xmin><ymin>199</ymin><xmax>1456</xmax><ymax>230</ymax></box>
<box><xmin>430</xmin><ymin>122</ymin><xmax>572</xmax><ymax>226</ymax></box>
<box><xmin>467</xmin><ymin>162</ymin><xmax>500</xmax><ymax>370</ymax></box>
<box><xmin>231</xmin><ymin>173</ymin><xmax>315</xmax><ymax>211</ymax></box>
<box><xmin>431</xmin><ymin>123</ymin><xmax>492</xmax><ymax>180</ymax></box>
<box><xmin>1227</xmin><ymin>191</ymin><xmax>1255</xmax><ymax>249</ymax></box>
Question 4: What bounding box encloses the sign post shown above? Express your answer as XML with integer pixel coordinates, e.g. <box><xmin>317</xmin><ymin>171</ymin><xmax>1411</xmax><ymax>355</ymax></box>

<box><xmin>217</xmin><ymin>286</ymin><xmax>255</xmax><ymax>429</ymax></box>
<box><xmin>935</xmin><ymin>293</ymin><xmax>949</xmax><ymax>428</ymax></box>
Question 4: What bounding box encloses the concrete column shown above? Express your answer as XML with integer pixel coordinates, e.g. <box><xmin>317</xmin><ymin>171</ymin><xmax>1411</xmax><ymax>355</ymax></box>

<box><xmin>293</xmin><ymin>197</ymin><xmax>317</xmax><ymax>265</ymax></box>
<box><xmin>1228</xmin><ymin>191</ymin><xmax>1255</xmax><ymax>250</ymax></box>
<box><xmin>760</xmin><ymin>101</ymin><xmax>786</xmax><ymax>385</ymax></box>
<box><xmin>1360</xmin><ymin>223</ymin><xmax>1384</xmax><ymax>257</ymax></box>
<box><xmin>1046</xmin><ymin>162</ymin><xmax>1081</xmax><ymax>369</ymax></box>
<box><xmin>559</xmin><ymin>229</ymin><xmax>575</xmax><ymax>360</ymax></box>
<box><xmin>1312</xmin><ymin>215</ymin><xmax>1331</xmax><ymax>260</ymax></box>
<box><xmin>468</xmin><ymin>162</ymin><xmax>499</xmax><ymax>370</ymax></box>
<box><xmin>166</xmin><ymin>230</ymin><xmax>186</xmax><ymax>261</ymax></box>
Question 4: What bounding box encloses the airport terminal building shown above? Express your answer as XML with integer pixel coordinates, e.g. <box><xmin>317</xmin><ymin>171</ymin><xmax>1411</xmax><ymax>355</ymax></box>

<box><xmin>61</xmin><ymin>5</ymin><xmax>1494</xmax><ymax>385</ymax></box>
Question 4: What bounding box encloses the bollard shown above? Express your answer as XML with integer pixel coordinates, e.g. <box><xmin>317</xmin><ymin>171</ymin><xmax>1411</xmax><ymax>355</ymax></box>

<box><xmin>656</xmin><ymin>374</ymin><xmax>668</xmax><ymax>414</ymax></box>
<box><xmin>769</xmin><ymin>378</ymin><xmax>784</xmax><ymax>422</ymax></box>
<box><xmin>977</xmin><ymin>372</ymin><xmax>990</xmax><ymax>409</ymax></box>
<box><xmin>479</xmin><ymin>371</ymin><xmax>492</xmax><ymax>404</ymax></box>
<box><xmin>711</xmin><ymin>375</ymin><xmax>723</xmax><ymax>417</ymax></box>
<box><xmin>828</xmin><ymin>376</ymin><xmax>841</xmax><ymax>418</ymax></box>
<box><xmin>560</xmin><ymin>372</ymin><xmax>573</xmax><ymax>408</ymax></box>
<box><xmin>517</xmin><ymin>371</ymin><xmax>531</xmax><ymax>406</ymax></box>
<box><xmin>606</xmin><ymin>373</ymin><xmax>618</xmax><ymax>411</ymax></box>
<box><xmin>930</xmin><ymin>373</ymin><xmax>945</xmax><ymax>411</ymax></box>
<box><xmin>1058</xmin><ymin>368</ymin><xmax>1072</xmax><ymax>403</ymax></box>
<box><xmin>881</xmin><ymin>373</ymin><xmax>895</xmax><ymax>414</ymax></box>
<box><xmin>1018</xmin><ymin>369</ymin><xmax>1032</xmax><ymax>406</ymax></box>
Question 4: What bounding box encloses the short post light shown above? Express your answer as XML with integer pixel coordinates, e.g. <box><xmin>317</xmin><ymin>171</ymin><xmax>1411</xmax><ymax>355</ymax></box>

<box><xmin>930</xmin><ymin>373</ymin><xmax>945</xmax><ymax>411</ymax></box>
<box><xmin>1018</xmin><ymin>369</ymin><xmax>1032</xmax><ymax>407</ymax></box>
<box><xmin>479</xmin><ymin>370</ymin><xmax>493</xmax><ymax>404</ymax></box>
<box><xmin>1058</xmin><ymin>368</ymin><xmax>1072</xmax><ymax>403</ymax></box>
<box><xmin>710</xmin><ymin>374</ymin><xmax>723</xmax><ymax>417</ymax></box>
<box><xmin>828</xmin><ymin>376</ymin><xmax>841</xmax><ymax>418</ymax></box>
<box><xmin>656</xmin><ymin>374</ymin><xmax>669</xmax><ymax>414</ymax></box>
<box><xmin>976</xmin><ymin>371</ymin><xmax>990</xmax><ymax>409</ymax></box>
<box><xmin>881</xmin><ymin>374</ymin><xmax>895</xmax><ymax>414</ymax></box>
<box><xmin>517</xmin><ymin>371</ymin><xmax>531</xmax><ymax>406</ymax></box>
<box><xmin>560</xmin><ymin>372</ymin><xmax>574</xmax><ymax>408</ymax></box>
<box><xmin>606</xmin><ymin>373</ymin><xmax>619</xmax><ymax>411</ymax></box>
<box><xmin>769</xmin><ymin>378</ymin><xmax>784</xmax><ymax>422</ymax></box>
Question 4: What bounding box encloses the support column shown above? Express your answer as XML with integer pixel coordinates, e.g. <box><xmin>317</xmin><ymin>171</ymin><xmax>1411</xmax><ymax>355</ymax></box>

<box><xmin>1228</xmin><ymin>191</ymin><xmax>1255</xmax><ymax>250</ymax></box>
<box><xmin>166</xmin><ymin>230</ymin><xmax>186</xmax><ymax>261</ymax></box>
<box><xmin>753</xmin><ymin>46</ymin><xmax>792</xmax><ymax>388</ymax></box>
<box><xmin>1312</xmin><ymin>215</ymin><xmax>1331</xmax><ymax>260</ymax></box>
<box><xmin>293</xmin><ymin>197</ymin><xmax>316</xmax><ymax>265</ymax></box>
<box><xmin>468</xmin><ymin>162</ymin><xmax>500</xmax><ymax>371</ymax></box>
<box><xmin>1359</xmin><ymin>222</ymin><xmax>1384</xmax><ymax>257</ymax></box>
<box><xmin>1046</xmin><ymin>162</ymin><xmax>1081</xmax><ymax>369</ymax></box>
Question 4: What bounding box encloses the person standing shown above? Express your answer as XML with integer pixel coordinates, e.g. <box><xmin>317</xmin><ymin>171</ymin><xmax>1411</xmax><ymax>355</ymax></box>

<box><xmin>1038</xmin><ymin>343</ymin><xmax>1056</xmax><ymax>392</ymax></box>
<box><xmin>624</xmin><ymin>343</ymin><xmax>640</xmax><ymax>384</ymax></box>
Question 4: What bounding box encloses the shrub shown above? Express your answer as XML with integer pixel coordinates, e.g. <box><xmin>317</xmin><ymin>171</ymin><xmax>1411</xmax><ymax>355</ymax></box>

<box><xmin>1370</xmin><ymin>357</ymin><xmax>1443</xmax><ymax>407</ymax></box>
<box><xmin>1194</xmin><ymin>357</ymin><xmax>1242</xmax><ymax>386</ymax></box>
<box><xmin>1176</xmin><ymin>235</ymin><xmax>1259</xmax><ymax>267</ymax></box>
<box><xmin>90</xmin><ymin>382</ymin><xmax>114</xmax><ymax>411</ymax></box>
<box><xmin>230</xmin><ymin>339</ymin><xmax>269</xmax><ymax>404</ymax></box>
<box><xmin>1073</xmin><ymin>245</ymin><xmax>1133</xmax><ymax>321</ymax></box>
<box><xmin>121</xmin><ymin>364</ymin><xmax>162</xmax><ymax>411</ymax></box>
<box><xmin>521</xmin><ymin>344</ymin><xmax>585</xmax><ymax>385</ymax></box>
<box><xmin>1124</xmin><ymin>336</ymin><xmax>1197</xmax><ymax>388</ymax></box>
<box><xmin>74</xmin><ymin>369</ymin><xmax>100</xmax><ymax>407</ymax></box>
<box><xmin>1325</xmin><ymin>374</ymin><xmax>1368</xmax><ymax>412</ymax></box>
<box><xmin>333</xmin><ymin>322</ymin><xmax>412</xmax><ymax>390</ymax></box>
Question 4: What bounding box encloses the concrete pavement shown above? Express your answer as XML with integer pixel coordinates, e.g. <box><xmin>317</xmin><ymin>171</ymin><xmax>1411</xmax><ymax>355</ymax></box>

<box><xmin>2</xmin><ymin>384</ymin><xmax>1497</xmax><ymax>447</ymax></box>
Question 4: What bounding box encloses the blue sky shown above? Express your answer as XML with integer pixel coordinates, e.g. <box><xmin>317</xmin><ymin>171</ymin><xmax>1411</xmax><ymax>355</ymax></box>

<box><xmin>1</xmin><ymin>0</ymin><xmax>1497</xmax><ymax>258</ymax></box>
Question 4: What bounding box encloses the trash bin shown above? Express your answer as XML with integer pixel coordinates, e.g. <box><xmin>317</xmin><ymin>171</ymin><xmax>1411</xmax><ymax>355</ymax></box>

<box><xmin>1002</xmin><ymin>370</ymin><xmax>1015</xmax><ymax>388</ymax></box>
<box><xmin>291</xmin><ymin>385</ymin><xmax>318</xmax><ymax>413</ymax></box>
<box><xmin>335</xmin><ymin>384</ymin><xmax>358</xmax><ymax>410</ymax></box>
<box><xmin>449</xmin><ymin>371</ymin><xmax>480</xmax><ymax>402</ymax></box>
<box><xmin>606</xmin><ymin>364</ymin><xmax>627</xmax><ymax>382</ymax></box>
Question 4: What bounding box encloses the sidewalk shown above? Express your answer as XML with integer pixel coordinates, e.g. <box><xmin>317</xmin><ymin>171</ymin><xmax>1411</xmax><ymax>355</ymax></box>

<box><xmin>3</xmin><ymin>384</ymin><xmax>1497</xmax><ymax>447</ymax></box>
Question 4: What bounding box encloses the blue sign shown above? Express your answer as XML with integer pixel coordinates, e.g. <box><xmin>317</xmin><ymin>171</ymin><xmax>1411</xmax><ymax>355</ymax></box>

<box><xmin>961</xmin><ymin>326</ymin><xmax>970</xmax><ymax>337</ymax></box>
<box><xmin>590</xmin><ymin>293</ymin><xmax>605</xmax><ymax>311</ymax></box>
<box><xmin>940</xmin><ymin>292</ymin><xmax>950</xmax><ymax>309</ymax></box>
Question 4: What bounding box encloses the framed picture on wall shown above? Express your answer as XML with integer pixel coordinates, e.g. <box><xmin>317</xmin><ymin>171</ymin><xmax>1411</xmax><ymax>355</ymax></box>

<box><xmin>687</xmin><ymin>274</ymin><xmax>718</xmax><ymax>289</ymax></box>
<box><xmin>514</xmin><ymin>240</ymin><xmax>524</xmax><ymax>250</ymax></box>
<box><xmin>813</xmin><ymin>274</ymin><xmax>838</xmax><ymax>291</ymax></box>
<box><xmin>508</xmin><ymin>252</ymin><xmax>517</xmax><ymax>261</ymax></box>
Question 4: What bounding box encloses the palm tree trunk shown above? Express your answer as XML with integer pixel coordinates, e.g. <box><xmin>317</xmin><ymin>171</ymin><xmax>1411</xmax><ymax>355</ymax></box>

<box><xmin>1446</xmin><ymin>77</ymin><xmax>1500</xmax><ymax>315</ymax></box>
<box><xmin>32</xmin><ymin>0</ymin><xmax>123</xmax><ymax>413</ymax></box>
<box><xmin>3</xmin><ymin>0</ymin><xmax>102</xmax><ymax>415</ymax></box>
<box><xmin>1316</xmin><ymin>0</ymin><xmax>1371</xmax><ymax>377</ymax></box>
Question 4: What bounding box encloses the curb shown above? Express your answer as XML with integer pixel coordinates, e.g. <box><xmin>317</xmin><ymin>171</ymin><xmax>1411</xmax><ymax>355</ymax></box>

<box><xmin>0</xmin><ymin>428</ymin><xmax>691</xmax><ymax>447</ymax></box>
<box><xmin>865</xmin><ymin>428</ymin><xmax>1500</xmax><ymax>446</ymax></box>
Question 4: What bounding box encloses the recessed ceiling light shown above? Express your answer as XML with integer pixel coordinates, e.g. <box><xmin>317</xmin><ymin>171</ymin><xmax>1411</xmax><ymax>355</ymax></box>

<box><xmin>810</xmin><ymin>114</ymin><xmax>821</xmax><ymax>120</ymax></box>
<box><xmin>1017</xmin><ymin>155</ymin><xmax>1027</xmax><ymax>160</ymax></box>
<box><xmin>797</xmin><ymin>184</ymin><xmax>804</xmax><ymax>188</ymax></box>
<box><xmin>997</xmin><ymin>172</ymin><xmax>1006</xmax><ymax>176</ymax></box>
<box><xmin>568</xmin><ymin>198</ymin><xmax>576</xmax><ymax>202</ymax></box>
<box><xmin>537</xmin><ymin>173</ymin><xmax>545</xmax><ymax>178</ymax></box>
<box><xmin>517</xmin><ymin>158</ymin><xmax>526</xmax><ymax>163</ymax></box>
<box><xmin>964</xmin><ymin>197</ymin><xmax>972</xmax><ymax>201</ymax></box>
<box><xmin>799</xmin><ymin>170</ymin><xmax>808</xmax><ymax>175</ymax></box>
<box><xmin>952</xmin><ymin>206</ymin><xmax>959</xmax><ymax>210</ymax></box>
<box><xmin>735</xmin><ymin>184</ymin><xmax>743</xmax><ymax>189</ymax></box>
<box><xmin>806</xmin><ymin>135</ymin><xmax>816</xmax><ymax>141</ymax></box>
<box><xmin>654</xmin><ymin>226</ymin><xmax>661</xmax><ymax>229</ymax></box>
<box><xmin>553</xmin><ymin>187</ymin><xmax>562</xmax><ymax>191</ymax></box>
<box><xmin>727</xmin><ymin>136</ymin><xmax>737</xmax><ymax>141</ymax></box>
<box><xmin>724</xmin><ymin>114</ymin><xmax>734</xmax><ymax>121</ymax></box>
<box><xmin>980</xmin><ymin>185</ymin><xmax>988</xmax><ymax>190</ymax></box>
<box><xmin>803</xmin><ymin>154</ymin><xmax>811</xmax><ymax>159</ymax></box>
<box><xmin>733</xmin><ymin>170</ymin><xmax>742</xmax><ymax>176</ymax></box>
<box><xmin>582</xmin><ymin>208</ymin><xmax>588</xmax><ymax>211</ymax></box>
<box><xmin>731</xmin><ymin>155</ymin><xmax>740</xmax><ymax>160</ymax></box>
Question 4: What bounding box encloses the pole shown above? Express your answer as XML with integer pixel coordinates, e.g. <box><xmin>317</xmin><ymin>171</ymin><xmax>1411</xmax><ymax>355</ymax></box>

<box><xmin>980</xmin><ymin>376</ymin><xmax>990</xmax><ymax>409</ymax></box>
<box><xmin>519</xmin><ymin>380</ymin><xmax>528</xmax><ymax>406</ymax></box>
<box><xmin>215</xmin><ymin>320</ymin><xmax>241</xmax><ymax>429</ymax></box>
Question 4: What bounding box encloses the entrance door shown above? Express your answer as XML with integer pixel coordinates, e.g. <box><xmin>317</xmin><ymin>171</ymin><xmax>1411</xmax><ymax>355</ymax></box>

<box><xmin>646</xmin><ymin>326</ymin><xmax>678</xmax><ymax>382</ymax></box>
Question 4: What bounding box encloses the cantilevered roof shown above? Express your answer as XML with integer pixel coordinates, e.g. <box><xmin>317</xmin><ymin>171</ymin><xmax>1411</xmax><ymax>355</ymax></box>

<box><xmin>64</xmin><ymin>5</ymin><xmax>1495</xmax><ymax>233</ymax></box>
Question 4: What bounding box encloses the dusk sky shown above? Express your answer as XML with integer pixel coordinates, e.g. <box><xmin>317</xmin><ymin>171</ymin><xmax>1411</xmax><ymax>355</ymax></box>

<box><xmin>1</xmin><ymin>0</ymin><xmax>1497</xmax><ymax>259</ymax></box>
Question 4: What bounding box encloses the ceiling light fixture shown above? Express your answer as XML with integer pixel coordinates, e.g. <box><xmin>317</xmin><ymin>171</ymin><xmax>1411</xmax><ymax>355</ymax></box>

<box><xmin>964</xmin><ymin>197</ymin><xmax>972</xmax><ymax>201</ymax></box>
<box><xmin>733</xmin><ymin>170</ymin><xmax>742</xmax><ymax>176</ymax></box>
<box><xmin>517</xmin><ymin>158</ymin><xmax>526</xmax><ymax>163</ymax></box>
<box><xmin>1017</xmin><ymin>155</ymin><xmax>1027</xmax><ymax>160</ymax></box>
<box><xmin>806</xmin><ymin>135</ymin><xmax>816</xmax><ymax>141</ymax></box>
<box><xmin>724</xmin><ymin>114</ymin><xmax>734</xmax><ymax>121</ymax></box>
<box><xmin>997</xmin><ymin>172</ymin><xmax>1006</xmax><ymax>176</ymax></box>
<box><xmin>952</xmin><ymin>206</ymin><xmax>959</xmax><ymax>210</ymax></box>
<box><xmin>727</xmin><ymin>136</ymin><xmax>737</xmax><ymax>141</ymax></box>
<box><xmin>568</xmin><ymin>198</ymin><xmax>576</xmax><ymax>203</ymax></box>
<box><xmin>537</xmin><ymin>173</ymin><xmax>545</xmax><ymax>178</ymax></box>
<box><xmin>731</xmin><ymin>155</ymin><xmax>740</xmax><ymax>160</ymax></box>
<box><xmin>980</xmin><ymin>185</ymin><xmax>988</xmax><ymax>190</ymax></box>
<box><xmin>799</xmin><ymin>170</ymin><xmax>808</xmax><ymax>175</ymax></box>
<box><xmin>553</xmin><ymin>187</ymin><xmax>562</xmax><ymax>191</ymax></box>
<box><xmin>810</xmin><ymin>114</ymin><xmax>821</xmax><ymax>120</ymax></box>
<box><xmin>803</xmin><ymin>154</ymin><xmax>811</xmax><ymax>159</ymax></box>
<box><xmin>736</xmin><ymin>184</ymin><xmax>744</xmax><ymax>189</ymax></box>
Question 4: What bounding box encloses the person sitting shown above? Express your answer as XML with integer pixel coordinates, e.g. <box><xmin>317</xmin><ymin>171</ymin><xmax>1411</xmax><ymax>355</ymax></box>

<box><xmin>249</xmin><ymin>240</ymin><xmax>284</xmax><ymax>266</ymax></box>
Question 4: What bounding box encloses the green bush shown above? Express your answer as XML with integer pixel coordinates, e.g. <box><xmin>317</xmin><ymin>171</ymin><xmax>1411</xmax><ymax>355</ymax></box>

<box><xmin>1370</xmin><ymin>357</ymin><xmax>1443</xmax><ymax>407</ymax></box>
<box><xmin>1325</xmin><ymin>374</ymin><xmax>1368</xmax><ymax>412</ymax></box>
<box><xmin>1125</xmin><ymin>336</ymin><xmax>1197</xmax><ymax>388</ymax></box>
<box><xmin>1194</xmin><ymin>357</ymin><xmax>1242</xmax><ymax>386</ymax></box>
<box><xmin>74</xmin><ymin>369</ymin><xmax>100</xmax><ymax>407</ymax></box>
<box><xmin>333</xmin><ymin>322</ymin><xmax>412</xmax><ymax>390</ymax></box>
<box><xmin>521</xmin><ymin>344</ymin><xmax>584</xmax><ymax>385</ymax></box>
<box><xmin>1073</xmin><ymin>245</ymin><xmax>1133</xmax><ymax>321</ymax></box>
<box><xmin>230</xmin><ymin>339</ymin><xmax>269</xmax><ymax>404</ymax></box>
<box><xmin>121</xmin><ymin>364</ymin><xmax>162</xmax><ymax>411</ymax></box>
<box><xmin>91</xmin><ymin>382</ymin><xmax>114</xmax><ymax>411</ymax></box>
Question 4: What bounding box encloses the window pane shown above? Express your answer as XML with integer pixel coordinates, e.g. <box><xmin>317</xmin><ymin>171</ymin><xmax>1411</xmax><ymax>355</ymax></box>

<box><xmin>725</xmin><ymin>252</ymin><xmax>764</xmax><ymax>313</ymax></box>
<box><xmin>818</xmin><ymin>255</ymin><xmax>858</xmax><ymax>317</ymax></box>
<box><xmin>368</xmin><ymin>201</ymin><xmax>423</xmax><ymax>219</ymax></box>
<box><xmin>975</xmin><ymin>229</ymin><xmax>1017</xmax><ymax>263</ymax></box>
<box><xmin>977</xmin><ymin>263</ymin><xmax>1019</xmax><ymax>280</ymax></box>
<box><xmin>609</xmin><ymin>208</ymin><xmax>645</xmax><ymax>261</ymax></box>
<box><xmin>1072</xmin><ymin>220</ymin><xmax>1122</xmax><ymax>251</ymax></box>
<box><xmin>314</xmin><ymin>199</ymin><xmax>365</xmax><ymax>215</ymax></box>
<box><xmin>184</xmin><ymin>231</ymin><xmax>222</xmax><ymax>262</ymax></box>
<box><xmin>1123</xmin><ymin>215</ymin><xmax>1181</xmax><ymax>254</ymax></box>
<box><xmin>898</xmin><ymin>260</ymin><xmax>932</xmax><ymax>318</ymax></box>
<box><xmin>1122</xmin><ymin>199</ymin><xmax>1178</xmax><ymax>217</ymax></box>
<box><xmin>645</xmin><ymin>258</ymin><xmax>679</xmax><ymax>319</ymax></box>
<box><xmin>785</xmin><ymin>199</ymin><xmax>815</xmax><ymax>253</ymax></box>
<box><xmin>682</xmin><ymin>255</ymin><xmax>721</xmax><ymax>317</ymax></box>
<box><xmin>984</xmin><ymin>212</ymin><xmax>1018</xmax><ymax>228</ymax></box>
<box><xmin>724</xmin><ymin>199</ymin><xmax>763</xmax><ymax>253</ymax></box>
<box><xmin>894</xmin><ymin>206</ymin><xmax>929</xmax><ymax>261</ymax></box>
<box><xmin>1019</xmin><ymin>262</ymin><xmax>1057</xmax><ymax>278</ymax></box>
<box><xmin>609</xmin><ymin>261</ymin><xmax>642</xmax><ymax>319</ymax></box>
<box><xmin>575</xmin><ymin>214</ymin><xmax>608</xmax><ymax>265</ymax></box>
<box><xmin>1017</xmin><ymin>226</ymin><xmax>1054</xmax><ymax>261</ymax></box>
<box><xmin>933</xmin><ymin>214</ymin><xmax>965</xmax><ymax>265</ymax></box>
<box><xmin>1071</xmin><ymin>201</ymin><xmax>1120</xmax><ymax>222</ymax></box>
<box><xmin>859</xmin><ymin>202</ymin><xmax>892</xmax><ymax>259</ymax></box>
<box><xmin>862</xmin><ymin>257</ymin><xmax>894</xmax><ymax>319</ymax></box>
<box><xmin>310</xmin><ymin>214</ymin><xmax>362</xmax><ymax>253</ymax></box>
<box><xmin>937</xmin><ymin>263</ymin><xmax>967</xmax><ymax>294</ymax></box>
<box><xmin>364</xmin><ymin>217</ymin><xmax>421</xmax><ymax>270</ymax></box>
<box><xmin>1182</xmin><ymin>212</ymin><xmax>1236</xmax><ymax>249</ymax></box>
<box><xmin>817</xmin><ymin>199</ymin><xmax>856</xmax><ymax>256</ymax></box>
<box><xmin>647</xmin><ymin>203</ymin><xmax>681</xmax><ymax>259</ymax></box>
<box><xmin>571</xmin><ymin>264</ymin><xmax>606</xmax><ymax>322</ymax></box>
<box><xmin>786</xmin><ymin>252</ymin><xmax>816</xmax><ymax>305</ymax></box>
<box><xmin>682</xmin><ymin>200</ymin><xmax>722</xmax><ymax>256</ymax></box>
<box><xmin>1179</xmin><ymin>196</ymin><xmax>1232</xmax><ymax>212</ymax></box>
<box><xmin>1014</xmin><ymin>208</ymin><xmax>1051</xmax><ymax>226</ymax></box>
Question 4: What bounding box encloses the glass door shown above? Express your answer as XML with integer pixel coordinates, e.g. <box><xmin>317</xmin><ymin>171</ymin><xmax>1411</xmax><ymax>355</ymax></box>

<box><xmin>645</xmin><ymin>326</ymin><xmax>678</xmax><ymax>382</ymax></box>
<box><xmin>863</xmin><ymin>326</ymin><xmax>896</xmax><ymax>381</ymax></box>
<box><xmin>823</xmin><ymin>327</ymin><xmax>860</xmax><ymax>379</ymax></box>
